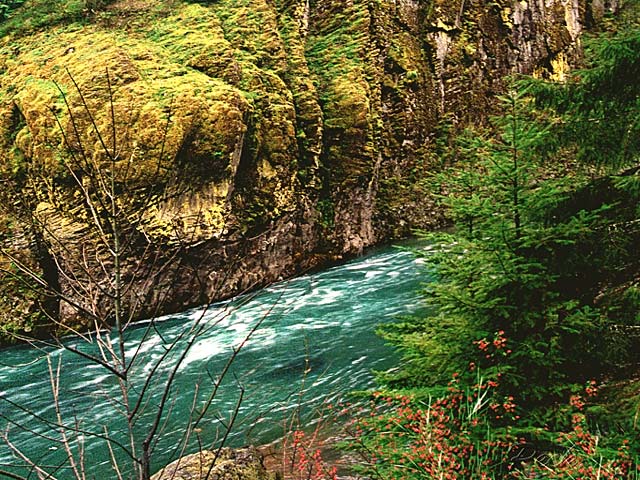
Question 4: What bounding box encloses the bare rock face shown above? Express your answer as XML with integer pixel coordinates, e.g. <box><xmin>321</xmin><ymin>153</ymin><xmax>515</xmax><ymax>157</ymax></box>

<box><xmin>151</xmin><ymin>447</ymin><xmax>277</xmax><ymax>480</ymax></box>
<box><xmin>425</xmin><ymin>0</ymin><xmax>593</xmax><ymax>124</ymax></box>
<box><xmin>0</xmin><ymin>0</ymin><xmax>610</xmax><ymax>339</ymax></box>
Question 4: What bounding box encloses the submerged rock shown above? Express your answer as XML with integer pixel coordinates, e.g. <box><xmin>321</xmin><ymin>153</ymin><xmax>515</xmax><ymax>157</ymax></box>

<box><xmin>151</xmin><ymin>447</ymin><xmax>277</xmax><ymax>480</ymax></box>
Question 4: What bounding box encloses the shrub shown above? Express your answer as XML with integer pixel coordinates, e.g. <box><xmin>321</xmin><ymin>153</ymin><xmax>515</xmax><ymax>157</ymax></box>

<box><xmin>0</xmin><ymin>0</ymin><xmax>24</xmax><ymax>21</ymax></box>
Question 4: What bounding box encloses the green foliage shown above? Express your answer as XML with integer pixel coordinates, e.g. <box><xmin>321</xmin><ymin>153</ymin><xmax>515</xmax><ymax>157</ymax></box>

<box><xmin>527</xmin><ymin>28</ymin><xmax>640</xmax><ymax>169</ymax></box>
<box><xmin>367</xmin><ymin>25</ymin><xmax>640</xmax><ymax>477</ymax></box>
<box><xmin>518</xmin><ymin>402</ymin><xmax>640</xmax><ymax>479</ymax></box>
<box><xmin>0</xmin><ymin>0</ymin><xmax>24</xmax><ymax>21</ymax></box>
<box><xmin>437</xmin><ymin>88</ymin><xmax>552</xmax><ymax>239</ymax></box>
<box><xmin>352</xmin><ymin>372</ymin><xmax>640</xmax><ymax>478</ymax></box>
<box><xmin>0</xmin><ymin>0</ymin><xmax>113</xmax><ymax>36</ymax></box>
<box><xmin>380</xmin><ymin>89</ymin><xmax>627</xmax><ymax>417</ymax></box>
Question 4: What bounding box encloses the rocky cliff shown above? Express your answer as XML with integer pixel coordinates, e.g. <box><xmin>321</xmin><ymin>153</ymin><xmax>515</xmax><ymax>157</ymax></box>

<box><xmin>0</xmin><ymin>0</ymin><xmax>615</xmax><ymax>339</ymax></box>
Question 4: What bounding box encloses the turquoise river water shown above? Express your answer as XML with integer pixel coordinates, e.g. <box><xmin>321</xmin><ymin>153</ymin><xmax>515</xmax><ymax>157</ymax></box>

<box><xmin>0</xmin><ymin>243</ymin><xmax>431</xmax><ymax>478</ymax></box>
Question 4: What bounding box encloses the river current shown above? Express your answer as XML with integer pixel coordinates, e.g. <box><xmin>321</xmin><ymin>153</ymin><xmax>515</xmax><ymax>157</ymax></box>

<box><xmin>0</xmin><ymin>243</ymin><xmax>431</xmax><ymax>478</ymax></box>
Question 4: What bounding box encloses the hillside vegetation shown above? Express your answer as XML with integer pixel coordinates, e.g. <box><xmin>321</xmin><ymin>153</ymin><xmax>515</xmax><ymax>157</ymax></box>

<box><xmin>353</xmin><ymin>16</ymin><xmax>640</xmax><ymax>479</ymax></box>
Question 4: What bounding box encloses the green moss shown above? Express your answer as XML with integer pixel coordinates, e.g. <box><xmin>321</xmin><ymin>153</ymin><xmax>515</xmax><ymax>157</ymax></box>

<box><xmin>305</xmin><ymin>0</ymin><xmax>376</xmax><ymax>185</ymax></box>
<box><xmin>0</xmin><ymin>17</ymin><xmax>255</xmax><ymax>244</ymax></box>
<box><xmin>0</xmin><ymin>0</ymin><xmax>456</xmax><ymax>335</ymax></box>
<box><xmin>0</xmin><ymin>0</ymin><xmax>111</xmax><ymax>37</ymax></box>
<box><xmin>270</xmin><ymin>0</ymin><xmax>323</xmax><ymax>184</ymax></box>
<box><xmin>196</xmin><ymin>0</ymin><xmax>303</xmax><ymax>226</ymax></box>
<box><xmin>211</xmin><ymin>0</ymin><xmax>287</xmax><ymax>74</ymax></box>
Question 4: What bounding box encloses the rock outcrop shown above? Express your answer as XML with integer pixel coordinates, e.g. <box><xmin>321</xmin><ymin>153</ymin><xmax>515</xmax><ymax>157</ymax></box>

<box><xmin>0</xmin><ymin>0</ymin><xmax>617</xmax><ymax>338</ymax></box>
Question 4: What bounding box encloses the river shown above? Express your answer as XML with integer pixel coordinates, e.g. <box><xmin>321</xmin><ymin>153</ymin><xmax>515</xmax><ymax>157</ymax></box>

<box><xmin>0</xmin><ymin>242</ymin><xmax>431</xmax><ymax>478</ymax></box>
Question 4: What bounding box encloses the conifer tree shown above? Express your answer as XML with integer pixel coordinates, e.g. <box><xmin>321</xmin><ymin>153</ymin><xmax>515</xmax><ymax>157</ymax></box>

<box><xmin>379</xmin><ymin>82</ymin><xmax>635</xmax><ymax>424</ymax></box>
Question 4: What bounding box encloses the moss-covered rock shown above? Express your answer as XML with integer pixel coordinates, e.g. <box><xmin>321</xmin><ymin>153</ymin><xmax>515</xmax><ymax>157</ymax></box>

<box><xmin>0</xmin><ymin>0</ymin><xmax>602</xmax><ymax>339</ymax></box>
